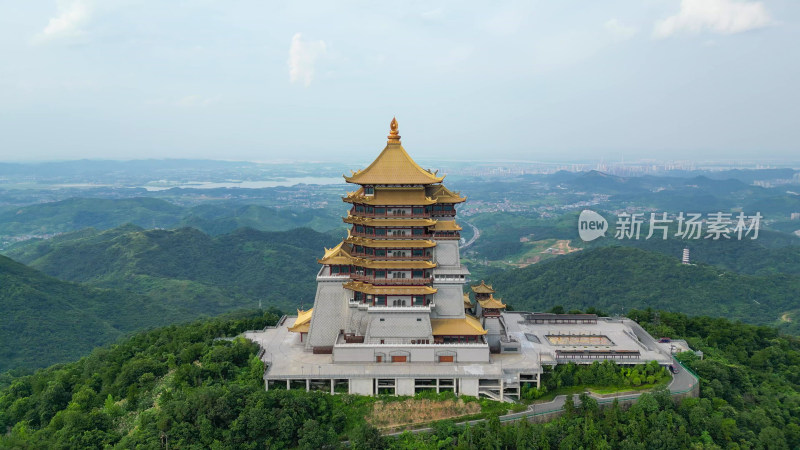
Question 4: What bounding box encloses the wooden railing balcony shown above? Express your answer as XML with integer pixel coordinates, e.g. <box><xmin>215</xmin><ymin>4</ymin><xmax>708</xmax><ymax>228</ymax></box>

<box><xmin>350</xmin><ymin>274</ymin><xmax>432</xmax><ymax>285</ymax></box>
<box><xmin>350</xmin><ymin>230</ymin><xmax>433</xmax><ymax>239</ymax></box>
<box><xmin>349</xmin><ymin>209</ymin><xmax>431</xmax><ymax>219</ymax></box>
<box><xmin>350</xmin><ymin>253</ymin><xmax>432</xmax><ymax>260</ymax></box>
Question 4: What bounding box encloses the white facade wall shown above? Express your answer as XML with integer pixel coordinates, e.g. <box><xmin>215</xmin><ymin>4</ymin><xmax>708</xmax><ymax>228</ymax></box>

<box><xmin>459</xmin><ymin>378</ymin><xmax>480</xmax><ymax>397</ymax></box>
<box><xmin>332</xmin><ymin>344</ymin><xmax>489</xmax><ymax>363</ymax></box>
<box><xmin>396</xmin><ymin>378</ymin><xmax>415</xmax><ymax>396</ymax></box>
<box><xmin>349</xmin><ymin>378</ymin><xmax>374</xmax><ymax>396</ymax></box>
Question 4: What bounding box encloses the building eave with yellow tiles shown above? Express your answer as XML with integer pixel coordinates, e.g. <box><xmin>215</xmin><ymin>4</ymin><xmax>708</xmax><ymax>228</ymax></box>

<box><xmin>345</xmin><ymin>235</ymin><xmax>436</xmax><ymax>248</ymax></box>
<box><xmin>478</xmin><ymin>295</ymin><xmax>506</xmax><ymax>310</ymax></box>
<box><xmin>431</xmin><ymin>315</ymin><xmax>487</xmax><ymax>336</ymax></box>
<box><xmin>288</xmin><ymin>308</ymin><xmax>313</xmax><ymax>333</ymax></box>
<box><xmin>471</xmin><ymin>280</ymin><xmax>495</xmax><ymax>294</ymax></box>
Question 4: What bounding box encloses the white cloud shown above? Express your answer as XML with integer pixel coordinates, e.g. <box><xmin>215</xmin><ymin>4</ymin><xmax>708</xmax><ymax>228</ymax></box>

<box><xmin>288</xmin><ymin>33</ymin><xmax>327</xmax><ymax>87</ymax></box>
<box><xmin>35</xmin><ymin>0</ymin><xmax>93</xmax><ymax>43</ymax></box>
<box><xmin>654</xmin><ymin>0</ymin><xmax>771</xmax><ymax>38</ymax></box>
<box><xmin>604</xmin><ymin>19</ymin><xmax>638</xmax><ymax>39</ymax></box>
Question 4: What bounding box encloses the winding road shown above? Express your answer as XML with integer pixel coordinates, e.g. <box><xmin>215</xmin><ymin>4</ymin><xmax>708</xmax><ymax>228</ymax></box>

<box><xmin>460</xmin><ymin>221</ymin><xmax>480</xmax><ymax>250</ymax></box>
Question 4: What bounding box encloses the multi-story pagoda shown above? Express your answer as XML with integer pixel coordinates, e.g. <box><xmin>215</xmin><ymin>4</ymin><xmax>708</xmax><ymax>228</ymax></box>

<box><xmin>297</xmin><ymin>118</ymin><xmax>489</xmax><ymax>360</ymax></box>
<box><xmin>248</xmin><ymin>119</ymin><xmax>677</xmax><ymax>400</ymax></box>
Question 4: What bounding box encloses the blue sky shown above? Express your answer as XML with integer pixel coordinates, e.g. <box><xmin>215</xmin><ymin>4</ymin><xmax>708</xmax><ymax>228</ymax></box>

<box><xmin>0</xmin><ymin>0</ymin><xmax>797</xmax><ymax>162</ymax></box>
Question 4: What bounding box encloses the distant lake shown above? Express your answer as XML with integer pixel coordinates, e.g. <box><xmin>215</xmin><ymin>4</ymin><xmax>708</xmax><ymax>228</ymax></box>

<box><xmin>142</xmin><ymin>177</ymin><xmax>346</xmax><ymax>191</ymax></box>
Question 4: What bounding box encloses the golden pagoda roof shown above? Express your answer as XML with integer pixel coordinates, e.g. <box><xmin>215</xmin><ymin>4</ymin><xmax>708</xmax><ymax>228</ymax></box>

<box><xmin>431</xmin><ymin>316</ymin><xmax>487</xmax><ymax>336</ymax></box>
<box><xmin>345</xmin><ymin>235</ymin><xmax>436</xmax><ymax>248</ymax></box>
<box><xmin>463</xmin><ymin>293</ymin><xmax>473</xmax><ymax>308</ymax></box>
<box><xmin>471</xmin><ymin>280</ymin><xmax>495</xmax><ymax>294</ymax></box>
<box><xmin>344</xmin><ymin>187</ymin><xmax>436</xmax><ymax>206</ymax></box>
<box><xmin>426</xmin><ymin>184</ymin><xmax>467</xmax><ymax>203</ymax></box>
<box><xmin>431</xmin><ymin>220</ymin><xmax>462</xmax><ymax>231</ymax></box>
<box><xmin>344</xmin><ymin>216</ymin><xmax>437</xmax><ymax>227</ymax></box>
<box><xmin>343</xmin><ymin>118</ymin><xmax>445</xmax><ymax>185</ymax></box>
<box><xmin>288</xmin><ymin>308</ymin><xmax>313</xmax><ymax>333</ymax></box>
<box><xmin>478</xmin><ymin>295</ymin><xmax>506</xmax><ymax>309</ymax></box>
<box><xmin>318</xmin><ymin>242</ymin><xmax>354</xmax><ymax>265</ymax></box>
<box><xmin>344</xmin><ymin>281</ymin><xmax>437</xmax><ymax>295</ymax></box>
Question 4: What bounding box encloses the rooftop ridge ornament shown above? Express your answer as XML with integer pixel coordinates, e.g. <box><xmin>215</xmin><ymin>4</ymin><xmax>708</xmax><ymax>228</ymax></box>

<box><xmin>387</xmin><ymin>116</ymin><xmax>400</xmax><ymax>143</ymax></box>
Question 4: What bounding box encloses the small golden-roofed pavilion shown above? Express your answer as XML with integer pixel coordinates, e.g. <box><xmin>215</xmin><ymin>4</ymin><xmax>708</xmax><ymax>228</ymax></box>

<box><xmin>478</xmin><ymin>295</ymin><xmax>506</xmax><ymax>310</ymax></box>
<box><xmin>431</xmin><ymin>315</ymin><xmax>487</xmax><ymax>336</ymax></box>
<box><xmin>471</xmin><ymin>280</ymin><xmax>495</xmax><ymax>295</ymax></box>
<box><xmin>343</xmin><ymin>118</ymin><xmax>444</xmax><ymax>185</ymax></box>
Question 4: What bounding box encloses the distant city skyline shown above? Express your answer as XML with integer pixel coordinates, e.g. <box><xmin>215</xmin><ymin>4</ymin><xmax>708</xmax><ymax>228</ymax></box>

<box><xmin>1</xmin><ymin>1</ymin><xmax>798</xmax><ymax>162</ymax></box>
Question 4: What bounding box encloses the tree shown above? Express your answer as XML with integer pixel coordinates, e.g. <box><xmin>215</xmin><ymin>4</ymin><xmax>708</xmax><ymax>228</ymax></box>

<box><xmin>564</xmin><ymin>394</ymin><xmax>576</xmax><ymax>418</ymax></box>
<box><xmin>349</xmin><ymin>423</ymin><xmax>385</xmax><ymax>450</ymax></box>
<box><xmin>298</xmin><ymin>419</ymin><xmax>339</xmax><ymax>449</ymax></box>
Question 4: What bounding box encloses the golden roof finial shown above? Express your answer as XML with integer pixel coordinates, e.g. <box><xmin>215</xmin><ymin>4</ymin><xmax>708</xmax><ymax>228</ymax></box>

<box><xmin>387</xmin><ymin>116</ymin><xmax>400</xmax><ymax>143</ymax></box>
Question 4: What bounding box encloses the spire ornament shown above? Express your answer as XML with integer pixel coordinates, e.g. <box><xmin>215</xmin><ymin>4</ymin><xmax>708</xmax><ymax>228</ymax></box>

<box><xmin>387</xmin><ymin>117</ymin><xmax>401</xmax><ymax>143</ymax></box>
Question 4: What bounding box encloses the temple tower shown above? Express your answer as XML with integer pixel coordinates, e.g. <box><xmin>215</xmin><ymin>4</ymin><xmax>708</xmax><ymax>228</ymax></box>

<box><xmin>297</xmin><ymin>118</ymin><xmax>488</xmax><ymax>358</ymax></box>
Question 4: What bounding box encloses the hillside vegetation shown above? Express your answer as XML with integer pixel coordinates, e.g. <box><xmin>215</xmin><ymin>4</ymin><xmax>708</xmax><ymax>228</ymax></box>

<box><xmin>5</xmin><ymin>225</ymin><xmax>340</xmax><ymax>314</ymax></box>
<box><xmin>0</xmin><ymin>197</ymin><xmax>342</xmax><ymax>241</ymax></box>
<box><xmin>0</xmin><ymin>225</ymin><xmax>341</xmax><ymax>372</ymax></box>
<box><xmin>487</xmin><ymin>246</ymin><xmax>800</xmax><ymax>332</ymax></box>
<box><xmin>3</xmin><ymin>310</ymin><xmax>800</xmax><ymax>448</ymax></box>
<box><xmin>0</xmin><ymin>255</ymin><xmax>169</xmax><ymax>372</ymax></box>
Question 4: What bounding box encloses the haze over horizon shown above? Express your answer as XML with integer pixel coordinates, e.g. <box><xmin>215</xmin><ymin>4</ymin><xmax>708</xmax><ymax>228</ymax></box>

<box><xmin>1</xmin><ymin>0</ymin><xmax>798</xmax><ymax>163</ymax></box>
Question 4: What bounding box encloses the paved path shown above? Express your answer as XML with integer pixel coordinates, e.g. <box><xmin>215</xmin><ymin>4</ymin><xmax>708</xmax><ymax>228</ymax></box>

<box><xmin>385</xmin><ymin>356</ymin><xmax>698</xmax><ymax>436</ymax></box>
<box><xmin>460</xmin><ymin>221</ymin><xmax>480</xmax><ymax>249</ymax></box>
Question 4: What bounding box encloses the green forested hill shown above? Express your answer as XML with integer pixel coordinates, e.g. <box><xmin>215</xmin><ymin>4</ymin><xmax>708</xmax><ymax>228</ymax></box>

<box><xmin>0</xmin><ymin>197</ymin><xmax>343</xmax><ymax>241</ymax></box>
<box><xmin>0</xmin><ymin>226</ymin><xmax>341</xmax><ymax>372</ymax></box>
<box><xmin>0</xmin><ymin>255</ymin><xmax>172</xmax><ymax>372</ymax></box>
<box><xmin>5</xmin><ymin>225</ymin><xmax>341</xmax><ymax>314</ymax></box>
<box><xmin>0</xmin><ymin>198</ymin><xmax>185</xmax><ymax>236</ymax></box>
<box><xmin>487</xmin><ymin>246</ymin><xmax>800</xmax><ymax>332</ymax></box>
